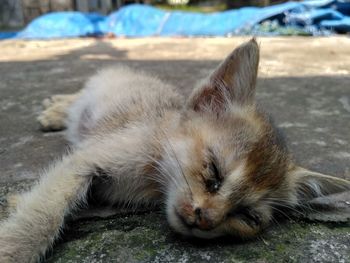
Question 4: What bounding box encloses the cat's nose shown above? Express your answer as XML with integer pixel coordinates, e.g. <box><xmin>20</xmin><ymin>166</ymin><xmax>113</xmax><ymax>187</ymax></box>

<box><xmin>194</xmin><ymin>207</ymin><xmax>213</xmax><ymax>230</ymax></box>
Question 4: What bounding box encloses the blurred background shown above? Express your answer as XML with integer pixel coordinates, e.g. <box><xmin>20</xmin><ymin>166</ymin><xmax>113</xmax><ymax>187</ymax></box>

<box><xmin>2</xmin><ymin>1</ymin><xmax>293</xmax><ymax>28</ymax></box>
<box><xmin>1</xmin><ymin>0</ymin><xmax>350</xmax><ymax>38</ymax></box>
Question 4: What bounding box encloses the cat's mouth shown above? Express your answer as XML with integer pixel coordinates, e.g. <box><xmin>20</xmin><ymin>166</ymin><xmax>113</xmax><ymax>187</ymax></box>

<box><xmin>174</xmin><ymin>209</ymin><xmax>193</xmax><ymax>230</ymax></box>
<box><xmin>173</xmin><ymin>209</ymin><xmax>223</xmax><ymax>239</ymax></box>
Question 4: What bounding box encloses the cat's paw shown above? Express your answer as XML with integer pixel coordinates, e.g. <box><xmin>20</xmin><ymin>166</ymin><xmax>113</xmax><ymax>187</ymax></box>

<box><xmin>38</xmin><ymin>94</ymin><xmax>79</xmax><ymax>131</ymax></box>
<box><xmin>0</xmin><ymin>193</ymin><xmax>19</xmax><ymax>215</ymax></box>
<box><xmin>37</xmin><ymin>107</ymin><xmax>66</xmax><ymax>131</ymax></box>
<box><xmin>6</xmin><ymin>194</ymin><xmax>20</xmax><ymax>212</ymax></box>
<box><xmin>38</xmin><ymin>95</ymin><xmax>71</xmax><ymax>131</ymax></box>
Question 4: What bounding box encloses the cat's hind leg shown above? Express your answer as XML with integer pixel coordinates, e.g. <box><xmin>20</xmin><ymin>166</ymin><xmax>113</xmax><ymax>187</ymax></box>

<box><xmin>37</xmin><ymin>93</ymin><xmax>80</xmax><ymax>131</ymax></box>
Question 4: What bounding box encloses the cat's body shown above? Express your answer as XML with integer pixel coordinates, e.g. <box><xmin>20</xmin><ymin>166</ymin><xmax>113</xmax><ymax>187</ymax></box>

<box><xmin>0</xmin><ymin>39</ymin><xmax>349</xmax><ymax>263</ymax></box>
<box><xmin>64</xmin><ymin>66</ymin><xmax>184</xmax><ymax>206</ymax></box>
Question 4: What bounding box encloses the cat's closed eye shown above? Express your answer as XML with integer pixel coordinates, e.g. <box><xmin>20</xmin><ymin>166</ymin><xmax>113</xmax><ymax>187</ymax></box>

<box><xmin>204</xmin><ymin>160</ymin><xmax>222</xmax><ymax>193</ymax></box>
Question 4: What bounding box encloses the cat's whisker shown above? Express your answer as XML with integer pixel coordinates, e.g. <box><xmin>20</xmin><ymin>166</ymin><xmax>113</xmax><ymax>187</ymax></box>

<box><xmin>144</xmin><ymin>135</ymin><xmax>183</xmax><ymax>190</ymax></box>
<box><xmin>269</xmin><ymin>216</ymin><xmax>281</xmax><ymax>229</ymax></box>
<box><xmin>269</xmin><ymin>206</ymin><xmax>293</xmax><ymax>221</ymax></box>
<box><xmin>159</xmin><ymin>128</ymin><xmax>194</xmax><ymax>199</ymax></box>
<box><xmin>263</xmin><ymin>198</ymin><xmax>309</xmax><ymax>217</ymax></box>
<box><xmin>137</xmin><ymin>146</ymin><xmax>180</xmax><ymax>190</ymax></box>
<box><xmin>153</xmin><ymin>158</ymin><xmax>181</xmax><ymax>190</ymax></box>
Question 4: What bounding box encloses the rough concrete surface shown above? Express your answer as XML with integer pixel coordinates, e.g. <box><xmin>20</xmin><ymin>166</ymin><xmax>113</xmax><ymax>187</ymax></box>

<box><xmin>0</xmin><ymin>37</ymin><xmax>349</xmax><ymax>262</ymax></box>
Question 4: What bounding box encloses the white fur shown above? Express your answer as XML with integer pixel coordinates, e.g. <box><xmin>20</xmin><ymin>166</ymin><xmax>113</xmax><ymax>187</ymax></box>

<box><xmin>66</xmin><ymin>66</ymin><xmax>182</xmax><ymax>145</ymax></box>
<box><xmin>1</xmin><ymin>66</ymin><xmax>184</xmax><ymax>262</ymax></box>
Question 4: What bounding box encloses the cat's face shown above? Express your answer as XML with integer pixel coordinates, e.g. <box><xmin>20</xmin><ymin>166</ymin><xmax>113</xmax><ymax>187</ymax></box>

<box><xmin>163</xmin><ymin>108</ymin><xmax>290</xmax><ymax>238</ymax></box>
<box><xmin>160</xmin><ymin>39</ymin><xmax>289</xmax><ymax>238</ymax></box>
<box><xmin>160</xmin><ymin>39</ymin><xmax>350</xmax><ymax>239</ymax></box>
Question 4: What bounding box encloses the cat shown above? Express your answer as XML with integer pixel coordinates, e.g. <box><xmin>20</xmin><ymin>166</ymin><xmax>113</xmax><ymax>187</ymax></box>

<box><xmin>0</xmin><ymin>38</ymin><xmax>349</xmax><ymax>263</ymax></box>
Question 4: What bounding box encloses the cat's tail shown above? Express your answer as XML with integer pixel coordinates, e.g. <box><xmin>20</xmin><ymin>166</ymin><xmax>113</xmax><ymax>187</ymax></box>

<box><xmin>0</xmin><ymin>153</ymin><xmax>93</xmax><ymax>263</ymax></box>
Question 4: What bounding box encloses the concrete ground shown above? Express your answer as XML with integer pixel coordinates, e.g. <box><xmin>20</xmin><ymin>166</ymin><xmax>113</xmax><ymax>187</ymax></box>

<box><xmin>0</xmin><ymin>37</ymin><xmax>349</xmax><ymax>262</ymax></box>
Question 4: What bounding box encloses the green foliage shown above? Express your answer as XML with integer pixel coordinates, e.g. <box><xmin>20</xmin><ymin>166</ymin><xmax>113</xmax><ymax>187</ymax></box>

<box><xmin>154</xmin><ymin>3</ymin><xmax>227</xmax><ymax>13</ymax></box>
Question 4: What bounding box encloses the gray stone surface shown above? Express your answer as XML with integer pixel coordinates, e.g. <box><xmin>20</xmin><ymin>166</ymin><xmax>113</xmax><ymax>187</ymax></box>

<box><xmin>0</xmin><ymin>37</ymin><xmax>349</xmax><ymax>262</ymax></box>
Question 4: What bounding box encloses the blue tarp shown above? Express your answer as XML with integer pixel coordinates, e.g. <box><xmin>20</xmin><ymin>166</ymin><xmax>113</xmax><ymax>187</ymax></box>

<box><xmin>1</xmin><ymin>0</ymin><xmax>350</xmax><ymax>39</ymax></box>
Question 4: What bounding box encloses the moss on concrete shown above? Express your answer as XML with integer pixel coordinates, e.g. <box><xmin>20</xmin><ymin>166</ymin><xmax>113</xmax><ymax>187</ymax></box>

<box><xmin>45</xmin><ymin>211</ymin><xmax>350</xmax><ymax>263</ymax></box>
<box><xmin>1</xmin><ymin>181</ymin><xmax>349</xmax><ymax>262</ymax></box>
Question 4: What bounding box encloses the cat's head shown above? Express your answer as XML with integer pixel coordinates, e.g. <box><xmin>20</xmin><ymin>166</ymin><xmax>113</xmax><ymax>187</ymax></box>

<box><xmin>161</xmin><ymin>39</ymin><xmax>350</xmax><ymax>239</ymax></box>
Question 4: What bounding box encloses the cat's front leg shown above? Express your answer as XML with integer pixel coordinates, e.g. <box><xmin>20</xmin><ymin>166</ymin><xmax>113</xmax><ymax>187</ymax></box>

<box><xmin>0</xmin><ymin>151</ymin><xmax>94</xmax><ymax>263</ymax></box>
<box><xmin>0</xmin><ymin>133</ymin><xmax>158</xmax><ymax>263</ymax></box>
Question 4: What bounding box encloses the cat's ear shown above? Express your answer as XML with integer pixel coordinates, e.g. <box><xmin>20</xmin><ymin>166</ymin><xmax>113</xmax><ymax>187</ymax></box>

<box><xmin>289</xmin><ymin>166</ymin><xmax>350</xmax><ymax>201</ymax></box>
<box><xmin>187</xmin><ymin>38</ymin><xmax>259</xmax><ymax>114</ymax></box>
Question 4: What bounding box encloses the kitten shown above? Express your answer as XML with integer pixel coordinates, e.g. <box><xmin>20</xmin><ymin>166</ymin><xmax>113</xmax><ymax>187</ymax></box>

<box><xmin>0</xmin><ymin>39</ymin><xmax>349</xmax><ymax>262</ymax></box>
